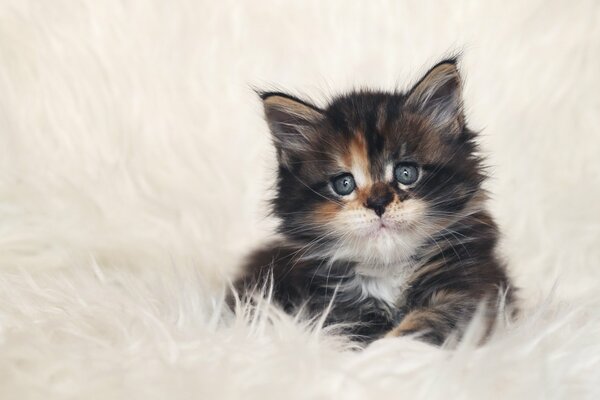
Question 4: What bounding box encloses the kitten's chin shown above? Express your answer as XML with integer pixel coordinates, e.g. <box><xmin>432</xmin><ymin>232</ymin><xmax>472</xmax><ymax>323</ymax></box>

<box><xmin>327</xmin><ymin>228</ymin><xmax>425</xmax><ymax>275</ymax></box>
<box><xmin>354</xmin><ymin>217</ymin><xmax>414</xmax><ymax>240</ymax></box>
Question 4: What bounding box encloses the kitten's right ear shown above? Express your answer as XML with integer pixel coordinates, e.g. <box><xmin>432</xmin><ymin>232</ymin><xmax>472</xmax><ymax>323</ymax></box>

<box><xmin>260</xmin><ymin>92</ymin><xmax>324</xmax><ymax>166</ymax></box>
<box><xmin>405</xmin><ymin>59</ymin><xmax>464</xmax><ymax>134</ymax></box>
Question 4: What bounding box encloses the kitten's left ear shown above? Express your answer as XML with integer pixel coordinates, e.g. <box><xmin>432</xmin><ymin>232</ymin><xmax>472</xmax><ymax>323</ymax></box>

<box><xmin>260</xmin><ymin>92</ymin><xmax>324</xmax><ymax>166</ymax></box>
<box><xmin>405</xmin><ymin>59</ymin><xmax>464</xmax><ymax>133</ymax></box>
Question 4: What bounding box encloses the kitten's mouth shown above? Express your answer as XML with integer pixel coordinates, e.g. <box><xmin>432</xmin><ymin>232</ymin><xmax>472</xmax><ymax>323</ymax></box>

<box><xmin>353</xmin><ymin>218</ymin><xmax>409</xmax><ymax>238</ymax></box>
<box><xmin>371</xmin><ymin>219</ymin><xmax>395</xmax><ymax>235</ymax></box>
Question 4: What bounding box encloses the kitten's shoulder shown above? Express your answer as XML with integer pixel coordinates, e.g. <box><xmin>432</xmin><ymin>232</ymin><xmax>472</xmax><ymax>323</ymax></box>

<box><xmin>233</xmin><ymin>240</ymin><xmax>310</xmax><ymax>305</ymax></box>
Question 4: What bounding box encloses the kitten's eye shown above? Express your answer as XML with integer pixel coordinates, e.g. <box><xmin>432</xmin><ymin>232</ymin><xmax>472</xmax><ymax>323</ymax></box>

<box><xmin>331</xmin><ymin>173</ymin><xmax>356</xmax><ymax>196</ymax></box>
<box><xmin>394</xmin><ymin>163</ymin><xmax>419</xmax><ymax>185</ymax></box>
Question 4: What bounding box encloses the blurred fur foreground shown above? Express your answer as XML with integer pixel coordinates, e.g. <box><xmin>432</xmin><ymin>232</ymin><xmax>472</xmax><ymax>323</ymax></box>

<box><xmin>0</xmin><ymin>1</ymin><xmax>599</xmax><ymax>399</ymax></box>
<box><xmin>0</xmin><ymin>266</ymin><xmax>598</xmax><ymax>399</ymax></box>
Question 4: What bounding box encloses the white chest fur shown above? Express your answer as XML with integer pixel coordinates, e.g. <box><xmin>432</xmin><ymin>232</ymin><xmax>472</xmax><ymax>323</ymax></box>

<box><xmin>344</xmin><ymin>265</ymin><xmax>415</xmax><ymax>306</ymax></box>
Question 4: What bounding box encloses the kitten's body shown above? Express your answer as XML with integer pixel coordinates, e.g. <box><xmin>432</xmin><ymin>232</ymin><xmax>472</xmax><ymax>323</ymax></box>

<box><xmin>234</xmin><ymin>59</ymin><xmax>515</xmax><ymax>345</ymax></box>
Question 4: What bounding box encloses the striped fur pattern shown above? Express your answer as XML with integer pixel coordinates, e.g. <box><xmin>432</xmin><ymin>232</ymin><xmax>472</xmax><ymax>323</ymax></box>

<box><xmin>234</xmin><ymin>59</ymin><xmax>516</xmax><ymax>346</ymax></box>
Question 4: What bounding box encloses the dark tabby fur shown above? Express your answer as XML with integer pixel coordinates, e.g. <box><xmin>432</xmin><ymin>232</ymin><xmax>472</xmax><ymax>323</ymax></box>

<box><xmin>233</xmin><ymin>59</ymin><xmax>515</xmax><ymax>346</ymax></box>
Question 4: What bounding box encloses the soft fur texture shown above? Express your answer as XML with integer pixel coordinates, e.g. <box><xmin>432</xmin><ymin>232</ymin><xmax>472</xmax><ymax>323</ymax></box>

<box><xmin>0</xmin><ymin>1</ymin><xmax>599</xmax><ymax>398</ymax></box>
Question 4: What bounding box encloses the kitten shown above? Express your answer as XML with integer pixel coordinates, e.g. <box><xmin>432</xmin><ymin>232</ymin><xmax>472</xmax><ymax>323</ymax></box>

<box><xmin>233</xmin><ymin>59</ymin><xmax>515</xmax><ymax>346</ymax></box>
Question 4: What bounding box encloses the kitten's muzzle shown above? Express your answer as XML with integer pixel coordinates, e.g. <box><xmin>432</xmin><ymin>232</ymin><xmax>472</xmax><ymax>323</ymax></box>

<box><xmin>364</xmin><ymin>183</ymin><xmax>394</xmax><ymax>217</ymax></box>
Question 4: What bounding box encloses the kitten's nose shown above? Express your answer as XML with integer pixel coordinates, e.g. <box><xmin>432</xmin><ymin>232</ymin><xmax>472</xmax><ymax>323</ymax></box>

<box><xmin>365</xmin><ymin>183</ymin><xmax>393</xmax><ymax>217</ymax></box>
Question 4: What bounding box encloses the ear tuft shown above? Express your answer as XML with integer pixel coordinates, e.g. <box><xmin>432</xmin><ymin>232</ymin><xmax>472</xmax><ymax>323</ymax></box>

<box><xmin>405</xmin><ymin>60</ymin><xmax>464</xmax><ymax>133</ymax></box>
<box><xmin>260</xmin><ymin>92</ymin><xmax>323</xmax><ymax>166</ymax></box>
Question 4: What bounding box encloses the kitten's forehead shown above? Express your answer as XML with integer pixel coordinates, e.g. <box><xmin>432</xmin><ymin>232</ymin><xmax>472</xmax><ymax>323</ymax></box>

<box><xmin>337</xmin><ymin>129</ymin><xmax>402</xmax><ymax>185</ymax></box>
<box><xmin>341</xmin><ymin>131</ymin><xmax>370</xmax><ymax>185</ymax></box>
<box><xmin>323</xmin><ymin>93</ymin><xmax>404</xmax><ymax>181</ymax></box>
<box><xmin>322</xmin><ymin>92</ymin><xmax>449</xmax><ymax>174</ymax></box>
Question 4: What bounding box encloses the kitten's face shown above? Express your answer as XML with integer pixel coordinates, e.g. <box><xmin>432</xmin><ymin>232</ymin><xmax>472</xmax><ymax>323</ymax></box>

<box><xmin>263</xmin><ymin>61</ymin><xmax>485</xmax><ymax>272</ymax></box>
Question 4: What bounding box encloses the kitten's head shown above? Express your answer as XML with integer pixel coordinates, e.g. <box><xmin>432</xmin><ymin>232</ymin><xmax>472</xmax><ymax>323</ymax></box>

<box><xmin>262</xmin><ymin>60</ymin><xmax>485</xmax><ymax>273</ymax></box>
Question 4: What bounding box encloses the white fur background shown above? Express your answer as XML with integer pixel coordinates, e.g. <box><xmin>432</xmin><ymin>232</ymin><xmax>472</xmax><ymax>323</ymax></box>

<box><xmin>0</xmin><ymin>1</ymin><xmax>599</xmax><ymax>398</ymax></box>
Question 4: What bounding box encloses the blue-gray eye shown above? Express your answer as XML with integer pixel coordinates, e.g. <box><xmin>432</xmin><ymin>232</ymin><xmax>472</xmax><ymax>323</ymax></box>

<box><xmin>332</xmin><ymin>173</ymin><xmax>356</xmax><ymax>196</ymax></box>
<box><xmin>394</xmin><ymin>163</ymin><xmax>419</xmax><ymax>185</ymax></box>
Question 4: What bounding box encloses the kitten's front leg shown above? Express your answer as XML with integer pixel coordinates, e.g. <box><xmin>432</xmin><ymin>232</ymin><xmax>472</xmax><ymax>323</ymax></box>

<box><xmin>385</xmin><ymin>290</ymin><xmax>486</xmax><ymax>345</ymax></box>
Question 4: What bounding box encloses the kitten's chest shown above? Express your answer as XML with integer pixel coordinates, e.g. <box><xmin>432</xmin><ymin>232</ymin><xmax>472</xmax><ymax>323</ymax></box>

<box><xmin>304</xmin><ymin>259</ymin><xmax>415</xmax><ymax>318</ymax></box>
<box><xmin>348</xmin><ymin>258</ymin><xmax>417</xmax><ymax>305</ymax></box>
<box><xmin>310</xmin><ymin>267</ymin><xmax>411</xmax><ymax>339</ymax></box>
<box><xmin>348</xmin><ymin>271</ymin><xmax>411</xmax><ymax>307</ymax></box>
<box><xmin>315</xmin><ymin>262</ymin><xmax>414</xmax><ymax>309</ymax></box>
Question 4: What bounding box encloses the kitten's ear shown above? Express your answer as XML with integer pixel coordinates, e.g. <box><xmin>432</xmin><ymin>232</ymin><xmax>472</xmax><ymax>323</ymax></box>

<box><xmin>405</xmin><ymin>60</ymin><xmax>464</xmax><ymax>134</ymax></box>
<box><xmin>261</xmin><ymin>92</ymin><xmax>324</xmax><ymax>166</ymax></box>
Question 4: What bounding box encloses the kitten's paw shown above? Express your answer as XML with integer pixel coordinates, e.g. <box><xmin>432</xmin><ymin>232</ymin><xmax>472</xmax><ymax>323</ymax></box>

<box><xmin>384</xmin><ymin>311</ymin><xmax>445</xmax><ymax>345</ymax></box>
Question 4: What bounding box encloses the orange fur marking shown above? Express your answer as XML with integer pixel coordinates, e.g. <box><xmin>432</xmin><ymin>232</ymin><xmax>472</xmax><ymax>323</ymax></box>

<box><xmin>313</xmin><ymin>202</ymin><xmax>341</xmax><ymax>223</ymax></box>
<box><xmin>386</xmin><ymin>309</ymin><xmax>439</xmax><ymax>337</ymax></box>
<box><xmin>348</xmin><ymin>132</ymin><xmax>370</xmax><ymax>175</ymax></box>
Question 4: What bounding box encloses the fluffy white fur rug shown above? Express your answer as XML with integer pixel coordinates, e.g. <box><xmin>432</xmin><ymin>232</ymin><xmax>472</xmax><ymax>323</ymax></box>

<box><xmin>0</xmin><ymin>1</ymin><xmax>599</xmax><ymax>398</ymax></box>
